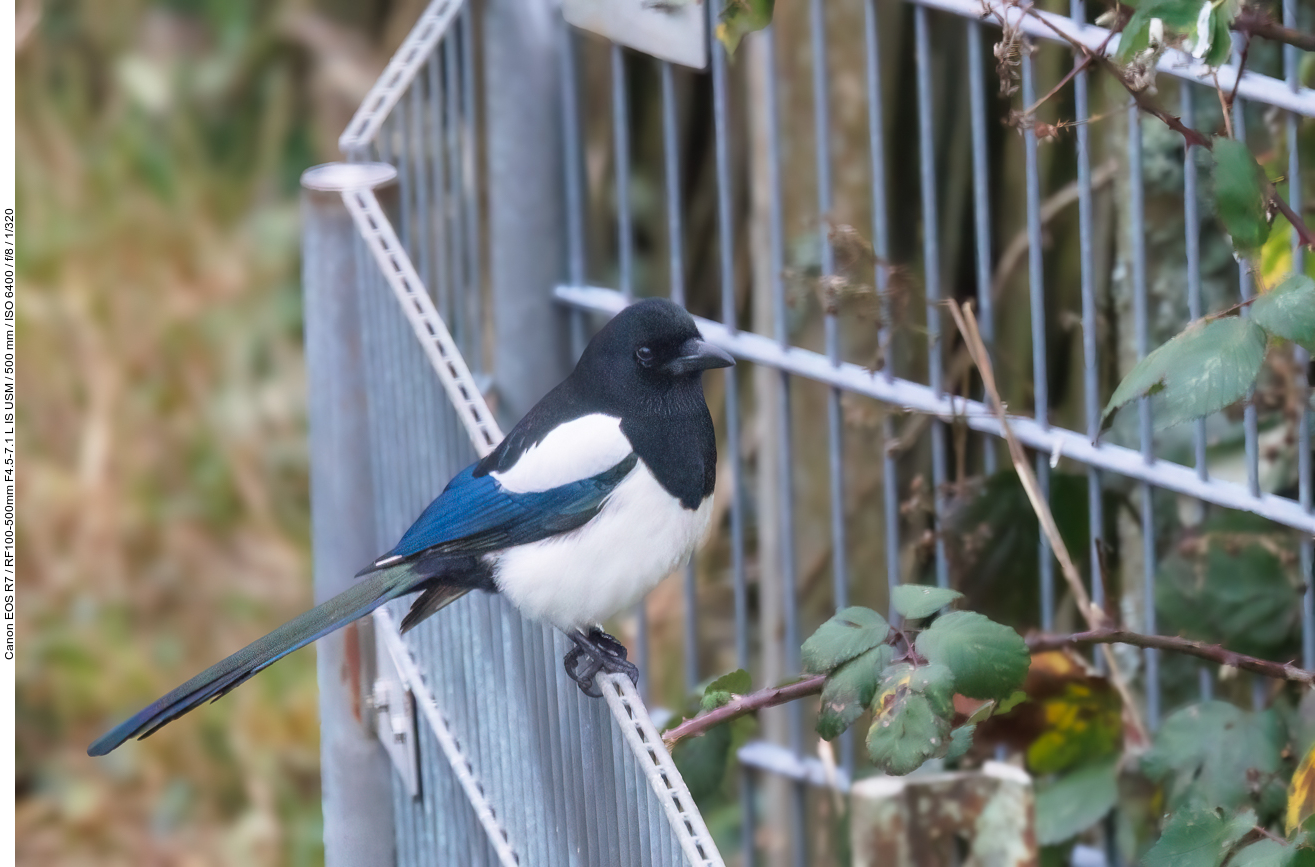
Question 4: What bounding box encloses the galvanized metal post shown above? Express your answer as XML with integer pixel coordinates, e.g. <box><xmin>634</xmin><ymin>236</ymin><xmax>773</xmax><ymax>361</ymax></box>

<box><xmin>302</xmin><ymin>162</ymin><xmax>401</xmax><ymax>867</ymax></box>
<box><xmin>482</xmin><ymin>0</ymin><xmax>571</xmax><ymax>419</ymax></box>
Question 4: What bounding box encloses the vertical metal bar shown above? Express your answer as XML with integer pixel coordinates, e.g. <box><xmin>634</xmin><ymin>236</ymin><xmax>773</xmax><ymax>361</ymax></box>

<box><xmin>611</xmin><ymin>41</ymin><xmax>646</xmax><ymax>697</ymax></box>
<box><xmin>429</xmin><ymin>58</ymin><xmax>453</xmax><ymax>316</ymax></box>
<box><xmin>1181</xmin><ymin>83</ymin><xmax>1214</xmax><ymax>704</ymax></box>
<box><xmin>661</xmin><ymin>60</ymin><xmax>700</xmax><ymax>690</ymax></box>
<box><xmin>866</xmin><ymin>0</ymin><xmax>902</xmax><ymax>627</ymax></box>
<box><xmin>709</xmin><ymin>5</ymin><xmax>753</xmax><ymax>858</ymax></box>
<box><xmin>764</xmin><ymin>24</ymin><xmax>806</xmax><ymax>867</ymax></box>
<box><xmin>1072</xmin><ymin>0</ymin><xmax>1102</xmax><ymax>639</ymax></box>
<box><xmin>301</xmin><ymin>170</ymin><xmax>396</xmax><ymax>867</ymax></box>
<box><xmin>395</xmin><ymin>100</ymin><xmax>415</xmax><ymax>260</ymax></box>
<box><xmin>710</xmin><ymin>0</ymin><xmax>748</xmax><ymax>677</ymax></box>
<box><xmin>1182</xmin><ymin>86</ymin><xmax>1207</xmax><ymax>479</ymax></box>
<box><xmin>809</xmin><ymin>0</ymin><xmax>852</xmax><ymax>778</ymax></box>
<box><xmin>967</xmin><ymin>19</ymin><xmax>996</xmax><ymax>475</ymax></box>
<box><xmin>1232</xmin><ymin>98</ymin><xmax>1261</xmax><ymax>498</ymax></box>
<box><xmin>460</xmin><ymin>3</ymin><xmax>483</xmax><ymax>368</ymax></box>
<box><xmin>411</xmin><ymin>72</ymin><xmax>435</xmax><ymax>292</ymax></box>
<box><xmin>914</xmin><ymin>4</ymin><xmax>950</xmax><ymax>591</ymax></box>
<box><xmin>1020</xmin><ymin>51</ymin><xmax>1057</xmax><ymax>629</ymax></box>
<box><xmin>1282</xmin><ymin>0</ymin><xmax>1314</xmax><ymax>673</ymax></box>
<box><xmin>1129</xmin><ymin>102</ymin><xmax>1159</xmax><ymax>729</ymax></box>
<box><xmin>613</xmin><ymin>44</ymin><xmax>634</xmax><ymax>302</ymax></box>
<box><xmin>482</xmin><ymin>0</ymin><xmax>571</xmax><ymax>411</ymax></box>
<box><xmin>559</xmin><ymin>21</ymin><xmax>589</xmax><ymax>363</ymax></box>
<box><xmin>446</xmin><ymin>37</ymin><xmax>465</xmax><ymax>334</ymax></box>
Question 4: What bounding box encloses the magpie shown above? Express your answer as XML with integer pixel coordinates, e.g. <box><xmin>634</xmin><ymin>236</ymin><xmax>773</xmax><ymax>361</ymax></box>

<box><xmin>88</xmin><ymin>298</ymin><xmax>733</xmax><ymax>756</ymax></box>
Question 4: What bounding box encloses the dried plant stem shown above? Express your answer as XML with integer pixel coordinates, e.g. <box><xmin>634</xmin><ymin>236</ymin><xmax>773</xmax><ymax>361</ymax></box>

<box><xmin>946</xmin><ymin>299</ymin><xmax>1149</xmax><ymax>745</ymax></box>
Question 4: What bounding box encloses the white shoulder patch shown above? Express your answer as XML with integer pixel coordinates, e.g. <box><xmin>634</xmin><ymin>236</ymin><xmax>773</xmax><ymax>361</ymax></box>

<box><xmin>491</xmin><ymin>413</ymin><xmax>633</xmax><ymax>493</ymax></box>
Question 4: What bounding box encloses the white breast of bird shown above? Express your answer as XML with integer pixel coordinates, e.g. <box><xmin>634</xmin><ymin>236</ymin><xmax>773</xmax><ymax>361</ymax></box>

<box><xmin>491</xmin><ymin>458</ymin><xmax>714</xmax><ymax>633</ymax></box>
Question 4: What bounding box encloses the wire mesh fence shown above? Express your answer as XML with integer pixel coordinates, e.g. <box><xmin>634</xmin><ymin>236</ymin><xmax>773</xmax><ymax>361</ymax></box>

<box><xmin>307</xmin><ymin>0</ymin><xmax>1315</xmax><ymax>862</ymax></box>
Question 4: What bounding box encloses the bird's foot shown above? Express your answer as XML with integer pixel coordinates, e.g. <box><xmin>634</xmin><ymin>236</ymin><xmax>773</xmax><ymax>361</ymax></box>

<box><xmin>563</xmin><ymin>629</ymin><xmax>638</xmax><ymax>698</ymax></box>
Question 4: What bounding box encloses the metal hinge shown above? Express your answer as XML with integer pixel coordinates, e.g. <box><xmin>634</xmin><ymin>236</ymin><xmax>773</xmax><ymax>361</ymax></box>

<box><xmin>370</xmin><ymin>620</ymin><xmax>420</xmax><ymax>798</ymax></box>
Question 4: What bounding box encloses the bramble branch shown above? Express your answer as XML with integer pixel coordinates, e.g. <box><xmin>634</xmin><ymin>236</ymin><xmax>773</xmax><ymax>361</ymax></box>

<box><xmin>1027</xmin><ymin>630</ymin><xmax>1315</xmax><ymax>685</ymax></box>
<box><xmin>1233</xmin><ymin>4</ymin><xmax>1315</xmax><ymax>53</ymax></box>
<box><xmin>663</xmin><ymin>676</ymin><xmax>824</xmax><ymax>746</ymax></box>
<box><xmin>661</xmin><ymin>628</ymin><xmax>1315</xmax><ymax>748</ymax></box>
<box><xmin>1017</xmin><ymin>4</ymin><xmax>1315</xmax><ymax>249</ymax></box>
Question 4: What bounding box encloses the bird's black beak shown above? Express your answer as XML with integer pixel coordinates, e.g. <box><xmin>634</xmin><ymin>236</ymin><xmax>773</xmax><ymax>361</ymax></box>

<box><xmin>665</xmin><ymin>337</ymin><xmax>735</xmax><ymax>376</ymax></box>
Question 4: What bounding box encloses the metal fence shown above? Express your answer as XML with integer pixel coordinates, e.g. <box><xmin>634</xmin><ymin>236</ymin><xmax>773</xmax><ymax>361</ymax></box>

<box><xmin>304</xmin><ymin>0</ymin><xmax>1315</xmax><ymax>863</ymax></box>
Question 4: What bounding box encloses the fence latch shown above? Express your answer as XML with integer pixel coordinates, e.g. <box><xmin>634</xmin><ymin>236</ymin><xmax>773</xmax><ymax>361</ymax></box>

<box><xmin>371</xmin><ymin>621</ymin><xmax>420</xmax><ymax>798</ymax></box>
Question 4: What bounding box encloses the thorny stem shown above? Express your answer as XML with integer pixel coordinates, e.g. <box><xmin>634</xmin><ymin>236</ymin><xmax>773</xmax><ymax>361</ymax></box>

<box><xmin>1027</xmin><ymin>630</ymin><xmax>1315</xmax><ymax>685</ymax></box>
<box><xmin>661</xmin><ymin>628</ymin><xmax>1315</xmax><ymax>747</ymax></box>
<box><xmin>662</xmin><ymin>676</ymin><xmax>825</xmax><ymax>746</ymax></box>
<box><xmin>1233</xmin><ymin>4</ymin><xmax>1315</xmax><ymax>53</ymax></box>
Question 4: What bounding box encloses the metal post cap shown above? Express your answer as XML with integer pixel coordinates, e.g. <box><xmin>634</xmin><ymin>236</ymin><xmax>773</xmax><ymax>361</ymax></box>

<box><xmin>300</xmin><ymin>162</ymin><xmax>398</xmax><ymax>193</ymax></box>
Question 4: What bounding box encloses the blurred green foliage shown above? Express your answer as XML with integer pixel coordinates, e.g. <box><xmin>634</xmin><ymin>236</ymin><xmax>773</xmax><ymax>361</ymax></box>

<box><xmin>15</xmin><ymin>1</ymin><xmax>401</xmax><ymax>863</ymax></box>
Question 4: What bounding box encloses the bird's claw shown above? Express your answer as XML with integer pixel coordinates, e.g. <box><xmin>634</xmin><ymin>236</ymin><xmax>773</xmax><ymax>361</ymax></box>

<box><xmin>563</xmin><ymin>629</ymin><xmax>638</xmax><ymax>697</ymax></box>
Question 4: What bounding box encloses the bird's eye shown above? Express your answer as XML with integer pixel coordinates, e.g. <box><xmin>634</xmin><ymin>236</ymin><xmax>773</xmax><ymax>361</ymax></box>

<box><xmin>635</xmin><ymin>346</ymin><xmax>655</xmax><ymax>366</ymax></box>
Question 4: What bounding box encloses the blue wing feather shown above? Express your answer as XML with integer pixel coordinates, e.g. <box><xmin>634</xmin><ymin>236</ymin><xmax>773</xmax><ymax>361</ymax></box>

<box><xmin>384</xmin><ymin>453</ymin><xmax>638</xmax><ymax>561</ymax></box>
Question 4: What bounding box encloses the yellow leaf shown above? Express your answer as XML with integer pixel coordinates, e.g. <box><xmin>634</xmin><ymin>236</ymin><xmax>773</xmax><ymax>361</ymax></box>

<box><xmin>1286</xmin><ymin>740</ymin><xmax>1315</xmax><ymax>834</ymax></box>
<box><xmin>1261</xmin><ymin>220</ymin><xmax>1294</xmax><ymax>289</ymax></box>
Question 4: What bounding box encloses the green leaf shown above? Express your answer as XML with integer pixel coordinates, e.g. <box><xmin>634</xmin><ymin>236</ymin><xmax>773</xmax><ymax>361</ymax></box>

<box><xmin>716</xmin><ymin>0</ymin><xmax>774</xmax><ymax>55</ymax></box>
<box><xmin>1214</xmin><ymin>136</ymin><xmax>1272</xmax><ymax>254</ymax></box>
<box><xmin>945</xmin><ymin>724</ymin><xmax>975</xmax><ymax>762</ymax></box>
<box><xmin>1202</xmin><ymin>7</ymin><xmax>1234</xmax><ymax>67</ymax></box>
<box><xmin>1252</xmin><ymin>274</ymin><xmax>1315</xmax><ymax>353</ymax></box>
<box><xmin>701</xmin><ymin>669</ymin><xmax>752</xmax><ymax>712</ymax></box>
<box><xmin>1115</xmin><ymin>0</ymin><xmax>1207</xmax><ymax>61</ymax></box>
<box><xmin>891</xmin><ymin>584</ymin><xmax>963</xmax><ymax>620</ymax></box>
<box><xmin>1141</xmin><ymin>805</ymin><xmax>1237</xmax><ymax>867</ymax></box>
<box><xmin>865</xmin><ymin>662</ymin><xmax>956</xmax><ymax>775</ymax></box>
<box><xmin>801</xmin><ymin>607</ymin><xmax>890</xmax><ymax>675</ymax></box>
<box><xmin>997</xmin><ymin>690</ymin><xmax>1028</xmax><ymax>715</ymax></box>
<box><xmin>816</xmin><ymin>645</ymin><xmax>891</xmax><ymax>740</ymax></box>
<box><xmin>1157</xmin><ymin>519</ymin><xmax>1303</xmax><ymax>661</ymax></box>
<box><xmin>672</xmin><ymin>722</ymin><xmax>732</xmax><ymax>801</ymax></box>
<box><xmin>1142</xmin><ymin>702</ymin><xmax>1284</xmax><ymax>813</ymax></box>
<box><xmin>914</xmin><ymin>611</ymin><xmax>1030</xmax><ymax>700</ymax></box>
<box><xmin>1100</xmin><ymin>316</ymin><xmax>1267</xmax><ymax>432</ymax></box>
<box><xmin>1034</xmin><ymin>756</ymin><xmax>1120</xmax><ymax>846</ymax></box>
<box><xmin>1230</xmin><ymin>840</ymin><xmax>1303</xmax><ymax>867</ymax></box>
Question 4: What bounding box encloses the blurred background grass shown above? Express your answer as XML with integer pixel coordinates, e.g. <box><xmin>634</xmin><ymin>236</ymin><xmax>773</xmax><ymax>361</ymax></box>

<box><xmin>16</xmin><ymin>1</ymin><xmax>430</xmax><ymax>863</ymax></box>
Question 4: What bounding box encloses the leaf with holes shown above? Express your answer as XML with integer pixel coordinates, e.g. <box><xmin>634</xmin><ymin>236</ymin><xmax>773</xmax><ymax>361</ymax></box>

<box><xmin>715</xmin><ymin>0</ymin><xmax>773</xmax><ymax>54</ymax></box>
<box><xmin>1034</xmin><ymin>757</ymin><xmax>1120</xmax><ymax>845</ymax></box>
<box><xmin>801</xmin><ymin>607</ymin><xmax>890</xmax><ymax>675</ymax></box>
<box><xmin>1142</xmin><ymin>702</ymin><xmax>1284</xmax><ymax>814</ymax></box>
<box><xmin>891</xmin><ymin>585</ymin><xmax>963</xmax><ymax>620</ymax></box>
<box><xmin>1100</xmin><ymin>316</ymin><xmax>1267</xmax><ymax>432</ymax></box>
<box><xmin>865</xmin><ymin>662</ymin><xmax>956</xmax><ymax>775</ymax></box>
<box><xmin>914</xmin><ymin>611</ymin><xmax>1030</xmax><ymax>701</ymax></box>
<box><xmin>1214</xmin><ymin>136</ymin><xmax>1272</xmax><ymax>255</ymax></box>
<box><xmin>1141</xmin><ymin>805</ymin><xmax>1254</xmax><ymax>867</ymax></box>
<box><xmin>1253</xmin><ymin>274</ymin><xmax>1315</xmax><ymax>354</ymax></box>
<box><xmin>816</xmin><ymin>645</ymin><xmax>891</xmax><ymax>741</ymax></box>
